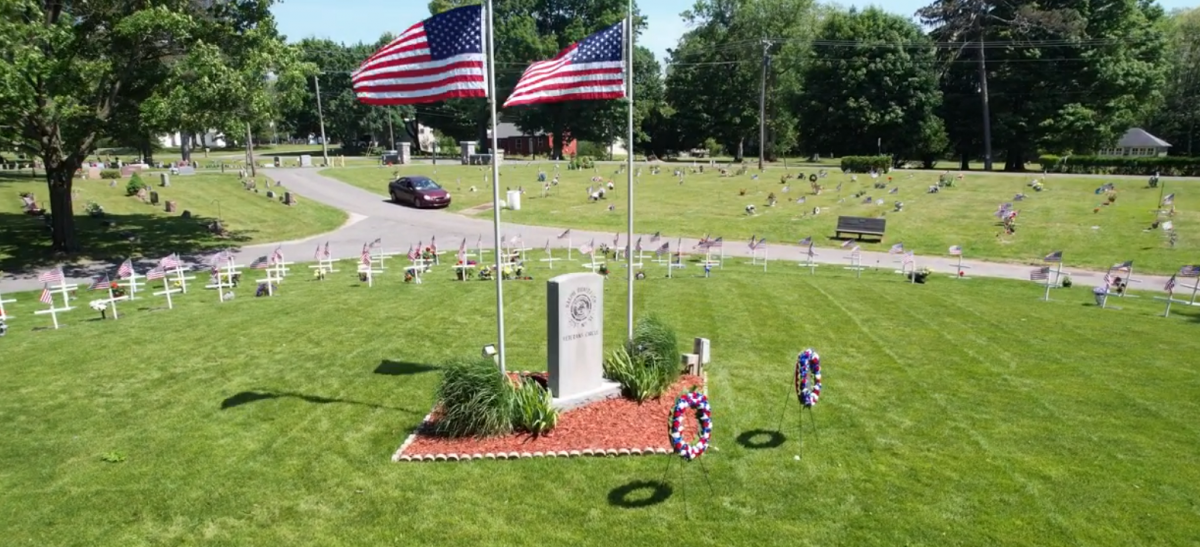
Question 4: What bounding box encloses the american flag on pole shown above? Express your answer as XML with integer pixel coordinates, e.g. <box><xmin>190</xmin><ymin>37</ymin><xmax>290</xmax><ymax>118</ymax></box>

<box><xmin>38</xmin><ymin>267</ymin><xmax>64</xmax><ymax>284</ymax></box>
<box><xmin>1030</xmin><ymin>267</ymin><xmax>1051</xmax><ymax>281</ymax></box>
<box><xmin>635</xmin><ymin>237</ymin><xmax>642</xmax><ymax>252</ymax></box>
<box><xmin>1163</xmin><ymin>193</ymin><xmax>1175</xmax><ymax>205</ymax></box>
<box><xmin>1165</xmin><ymin>274</ymin><xmax>1177</xmax><ymax>294</ymax></box>
<box><xmin>314</xmin><ymin>245</ymin><xmax>321</xmax><ymax>261</ymax></box>
<box><xmin>748</xmin><ymin>235</ymin><xmax>758</xmax><ymax>250</ymax></box>
<box><xmin>558</xmin><ymin>229</ymin><xmax>571</xmax><ymax>239</ymax></box>
<box><xmin>270</xmin><ymin>246</ymin><xmax>283</xmax><ymax>265</ymax></box>
<box><xmin>1180</xmin><ymin>265</ymin><xmax>1200</xmax><ymax>278</ymax></box>
<box><xmin>655</xmin><ymin>242</ymin><xmax>669</xmax><ymax>256</ymax></box>
<box><xmin>889</xmin><ymin>243</ymin><xmax>904</xmax><ymax>254</ymax></box>
<box><xmin>1043</xmin><ymin>251</ymin><xmax>1063</xmax><ymax>263</ymax></box>
<box><xmin>361</xmin><ymin>245</ymin><xmax>372</xmax><ymax>267</ymax></box>
<box><xmin>430</xmin><ymin>236</ymin><xmax>438</xmax><ymax>254</ymax></box>
<box><xmin>159</xmin><ymin>253</ymin><xmax>181</xmax><ymax>270</ymax></box>
<box><xmin>146</xmin><ymin>266</ymin><xmax>167</xmax><ymax>280</ymax></box>
<box><xmin>458</xmin><ymin>238</ymin><xmax>467</xmax><ymax>261</ymax></box>
<box><xmin>709</xmin><ymin>237</ymin><xmax>723</xmax><ymax>248</ymax></box>
<box><xmin>949</xmin><ymin>245</ymin><xmax>962</xmax><ymax>256</ymax></box>
<box><xmin>503</xmin><ymin>20</ymin><xmax>626</xmax><ymax>107</ymax></box>
<box><xmin>840</xmin><ymin>240</ymin><xmax>855</xmax><ymax>249</ymax></box>
<box><xmin>613</xmin><ymin>232</ymin><xmax>620</xmax><ymax>247</ymax></box>
<box><xmin>407</xmin><ymin>245</ymin><xmax>418</xmax><ymax>261</ymax></box>
<box><xmin>117</xmin><ymin>259</ymin><xmax>134</xmax><ymax>279</ymax></box>
<box><xmin>249</xmin><ymin>256</ymin><xmax>270</xmax><ymax>270</ymax></box>
<box><xmin>799</xmin><ymin>237</ymin><xmax>813</xmax><ymax>247</ymax></box>
<box><xmin>580</xmin><ymin>240</ymin><xmax>595</xmax><ymax>255</ymax></box>
<box><xmin>323</xmin><ymin>242</ymin><xmax>331</xmax><ymax>259</ymax></box>
<box><xmin>1112</xmin><ymin>260</ymin><xmax>1132</xmax><ymax>271</ymax></box>
<box><xmin>370</xmin><ymin>238</ymin><xmax>382</xmax><ymax>249</ymax></box>
<box><xmin>807</xmin><ymin>242</ymin><xmax>816</xmax><ymax>259</ymax></box>
<box><xmin>351</xmin><ymin>5</ymin><xmax>487</xmax><ymax>105</ymax></box>
<box><xmin>1103</xmin><ymin>271</ymin><xmax>1115</xmax><ymax>287</ymax></box>
<box><xmin>544</xmin><ymin>239</ymin><xmax>551</xmax><ymax>254</ymax></box>
<box><xmin>902</xmin><ymin>251</ymin><xmax>914</xmax><ymax>267</ymax></box>
<box><xmin>650</xmin><ymin>231</ymin><xmax>661</xmax><ymax>243</ymax></box>
<box><xmin>89</xmin><ymin>274</ymin><xmax>110</xmax><ymax>291</ymax></box>
<box><xmin>39</xmin><ymin>285</ymin><xmax>53</xmax><ymax>305</ymax></box>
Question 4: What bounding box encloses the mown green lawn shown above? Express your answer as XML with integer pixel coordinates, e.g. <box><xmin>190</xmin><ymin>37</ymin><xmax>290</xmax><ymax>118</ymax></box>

<box><xmin>326</xmin><ymin>164</ymin><xmax>1196</xmax><ymax>274</ymax></box>
<box><xmin>1</xmin><ymin>258</ymin><xmax>1198</xmax><ymax>546</ymax></box>
<box><xmin>0</xmin><ymin>171</ymin><xmax>347</xmax><ymax>273</ymax></box>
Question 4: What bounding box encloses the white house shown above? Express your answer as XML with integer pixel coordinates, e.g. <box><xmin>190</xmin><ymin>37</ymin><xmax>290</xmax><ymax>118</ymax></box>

<box><xmin>157</xmin><ymin>130</ymin><xmax>226</xmax><ymax>149</ymax></box>
<box><xmin>1099</xmin><ymin>128</ymin><xmax>1172</xmax><ymax>157</ymax></box>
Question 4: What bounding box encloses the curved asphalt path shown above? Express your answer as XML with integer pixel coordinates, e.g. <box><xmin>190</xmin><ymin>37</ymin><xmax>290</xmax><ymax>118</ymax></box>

<box><xmin>0</xmin><ymin>166</ymin><xmax>1178</xmax><ymax>294</ymax></box>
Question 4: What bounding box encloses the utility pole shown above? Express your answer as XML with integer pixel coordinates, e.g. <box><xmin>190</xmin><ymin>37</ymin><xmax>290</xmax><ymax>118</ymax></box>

<box><xmin>245</xmin><ymin>123</ymin><xmax>256</xmax><ymax>178</ymax></box>
<box><xmin>977</xmin><ymin>17</ymin><xmax>993</xmax><ymax>171</ymax></box>
<box><xmin>387</xmin><ymin>108</ymin><xmax>395</xmax><ymax>151</ymax></box>
<box><xmin>758</xmin><ymin>39</ymin><xmax>772</xmax><ymax>171</ymax></box>
<box><xmin>314</xmin><ymin>74</ymin><xmax>330</xmax><ymax>167</ymax></box>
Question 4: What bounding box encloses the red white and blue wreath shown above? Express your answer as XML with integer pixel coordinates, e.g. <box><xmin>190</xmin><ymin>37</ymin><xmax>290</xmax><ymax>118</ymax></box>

<box><xmin>794</xmin><ymin>349</ymin><xmax>822</xmax><ymax>407</ymax></box>
<box><xmin>669</xmin><ymin>391</ymin><xmax>713</xmax><ymax>461</ymax></box>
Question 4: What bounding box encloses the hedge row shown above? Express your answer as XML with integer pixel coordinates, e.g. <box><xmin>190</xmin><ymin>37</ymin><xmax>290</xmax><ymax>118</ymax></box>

<box><xmin>840</xmin><ymin>155</ymin><xmax>892</xmax><ymax>173</ymax></box>
<box><xmin>1036</xmin><ymin>155</ymin><xmax>1200</xmax><ymax>177</ymax></box>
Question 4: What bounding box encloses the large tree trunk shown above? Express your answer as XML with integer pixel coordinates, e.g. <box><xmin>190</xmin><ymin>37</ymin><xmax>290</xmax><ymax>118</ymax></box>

<box><xmin>46</xmin><ymin>163</ymin><xmax>81</xmax><ymax>252</ymax></box>
<box><xmin>552</xmin><ymin>118</ymin><xmax>565</xmax><ymax>160</ymax></box>
<box><xmin>734</xmin><ymin>137</ymin><xmax>744</xmax><ymax>162</ymax></box>
<box><xmin>960</xmin><ymin>151</ymin><xmax>970</xmax><ymax>171</ymax></box>
<box><xmin>1004</xmin><ymin>145</ymin><xmax>1025</xmax><ymax>172</ymax></box>
<box><xmin>181</xmin><ymin>132</ymin><xmax>191</xmax><ymax>162</ymax></box>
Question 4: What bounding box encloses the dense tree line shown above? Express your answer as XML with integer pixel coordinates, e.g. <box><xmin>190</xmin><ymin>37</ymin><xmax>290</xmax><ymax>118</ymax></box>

<box><xmin>3</xmin><ymin>0</ymin><xmax>1197</xmax><ymax>252</ymax></box>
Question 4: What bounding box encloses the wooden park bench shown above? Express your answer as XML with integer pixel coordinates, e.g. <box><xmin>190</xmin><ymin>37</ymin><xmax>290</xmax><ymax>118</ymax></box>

<box><xmin>835</xmin><ymin>216</ymin><xmax>886</xmax><ymax>240</ymax></box>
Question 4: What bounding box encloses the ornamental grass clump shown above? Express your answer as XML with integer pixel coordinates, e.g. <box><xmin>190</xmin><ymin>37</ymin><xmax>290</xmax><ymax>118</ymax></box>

<box><xmin>434</xmin><ymin>356</ymin><xmax>513</xmax><ymax>438</ymax></box>
<box><xmin>510</xmin><ymin>378</ymin><xmax>558</xmax><ymax>436</ymax></box>
<box><xmin>604</xmin><ymin>315</ymin><xmax>683</xmax><ymax>403</ymax></box>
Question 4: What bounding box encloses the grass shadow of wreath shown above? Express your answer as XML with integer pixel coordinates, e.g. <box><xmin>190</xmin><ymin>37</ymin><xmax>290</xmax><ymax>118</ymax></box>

<box><xmin>735</xmin><ymin>429</ymin><xmax>786</xmax><ymax>450</ymax></box>
<box><xmin>607</xmin><ymin>480</ymin><xmax>673</xmax><ymax>509</ymax></box>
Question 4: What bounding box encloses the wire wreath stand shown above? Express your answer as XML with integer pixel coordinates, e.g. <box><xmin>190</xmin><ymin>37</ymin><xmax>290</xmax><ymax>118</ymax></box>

<box><xmin>660</xmin><ymin>390</ymin><xmax>716</xmax><ymax>519</ymax></box>
<box><xmin>776</xmin><ymin>349</ymin><xmax>821</xmax><ymax>454</ymax></box>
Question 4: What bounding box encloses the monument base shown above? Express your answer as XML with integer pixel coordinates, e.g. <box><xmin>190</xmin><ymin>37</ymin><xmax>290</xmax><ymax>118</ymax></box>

<box><xmin>551</xmin><ymin>380</ymin><xmax>622</xmax><ymax>412</ymax></box>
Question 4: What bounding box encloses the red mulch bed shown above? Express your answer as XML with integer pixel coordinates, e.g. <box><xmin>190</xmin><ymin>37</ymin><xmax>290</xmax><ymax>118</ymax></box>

<box><xmin>394</xmin><ymin>374</ymin><xmax>706</xmax><ymax>461</ymax></box>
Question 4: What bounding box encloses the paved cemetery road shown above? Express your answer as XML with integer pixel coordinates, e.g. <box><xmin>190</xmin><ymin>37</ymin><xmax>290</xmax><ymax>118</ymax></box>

<box><xmin>0</xmin><ymin>168</ymin><xmax>1178</xmax><ymax>294</ymax></box>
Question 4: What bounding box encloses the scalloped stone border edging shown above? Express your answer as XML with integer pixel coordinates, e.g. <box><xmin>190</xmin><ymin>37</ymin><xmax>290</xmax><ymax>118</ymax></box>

<box><xmin>391</xmin><ymin>369</ymin><xmax>709</xmax><ymax>463</ymax></box>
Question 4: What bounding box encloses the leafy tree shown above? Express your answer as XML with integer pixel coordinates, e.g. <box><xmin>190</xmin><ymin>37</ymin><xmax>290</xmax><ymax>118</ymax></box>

<box><xmin>921</xmin><ymin>0</ymin><xmax>1164</xmax><ymax>171</ymax></box>
<box><xmin>664</xmin><ymin>0</ymin><xmax>815</xmax><ymax>161</ymax></box>
<box><xmin>1141</xmin><ymin>8</ymin><xmax>1200</xmax><ymax>156</ymax></box>
<box><xmin>794</xmin><ymin>7</ymin><xmax>947</xmax><ymax>165</ymax></box>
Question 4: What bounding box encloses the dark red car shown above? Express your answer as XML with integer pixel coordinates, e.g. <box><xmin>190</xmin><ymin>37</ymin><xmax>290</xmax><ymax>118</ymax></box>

<box><xmin>388</xmin><ymin>175</ymin><xmax>451</xmax><ymax>208</ymax></box>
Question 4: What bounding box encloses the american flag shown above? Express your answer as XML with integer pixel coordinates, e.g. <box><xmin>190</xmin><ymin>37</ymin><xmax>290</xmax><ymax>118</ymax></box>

<box><xmin>807</xmin><ymin>242</ymin><xmax>816</xmax><ymax>259</ymax></box>
<box><xmin>580</xmin><ymin>239</ymin><xmax>595</xmax><ymax>255</ymax></box>
<box><xmin>314</xmin><ymin>245</ymin><xmax>321</xmax><ymax>260</ymax></box>
<box><xmin>323</xmin><ymin>241</ymin><xmax>331</xmax><ymax>259</ymax></box>
<box><xmin>889</xmin><ymin>243</ymin><xmax>904</xmax><ymax>254</ymax></box>
<box><xmin>849</xmin><ymin>244</ymin><xmax>861</xmax><ymax>254</ymax></box>
<box><xmin>748</xmin><ymin>235</ymin><xmax>758</xmax><ymax>250</ymax></box>
<box><xmin>90</xmin><ymin>274</ymin><xmax>110</xmax><ymax>291</ymax></box>
<box><xmin>635</xmin><ymin>237</ymin><xmax>643</xmax><ymax>252</ymax></box>
<box><xmin>709</xmin><ymin>237</ymin><xmax>723</xmax><ymax>248</ymax></box>
<box><xmin>650</xmin><ymin>231</ymin><xmax>661</xmax><ymax>243</ymax></box>
<box><xmin>361</xmin><ymin>245</ymin><xmax>372</xmax><ymax>267</ymax></box>
<box><xmin>544</xmin><ymin>239</ymin><xmax>551</xmax><ymax>254</ymax></box>
<box><xmin>209</xmin><ymin>253</ymin><xmax>222</xmax><ymax>274</ymax></box>
<box><xmin>949</xmin><ymin>245</ymin><xmax>962</xmax><ymax>256</ymax></box>
<box><xmin>430</xmin><ymin>236</ymin><xmax>437</xmax><ymax>253</ymax></box>
<box><xmin>159</xmin><ymin>253</ymin><xmax>181</xmax><ymax>270</ymax></box>
<box><xmin>146</xmin><ymin>266</ymin><xmax>167</xmax><ymax>280</ymax></box>
<box><xmin>755</xmin><ymin>237</ymin><xmax>767</xmax><ymax>249</ymax></box>
<box><xmin>902</xmin><ymin>251</ymin><xmax>914</xmax><ymax>266</ymax></box>
<box><xmin>458</xmin><ymin>238</ymin><xmax>467</xmax><ymax>261</ymax></box>
<box><xmin>1112</xmin><ymin>260</ymin><xmax>1132</xmax><ymax>271</ymax></box>
<box><xmin>613</xmin><ymin>232</ymin><xmax>620</xmax><ymax>247</ymax></box>
<box><xmin>1163</xmin><ymin>193</ymin><xmax>1175</xmax><ymax>205</ymax></box>
<box><xmin>655</xmin><ymin>242</ymin><xmax>669</xmax><ymax>256</ymax></box>
<box><xmin>117</xmin><ymin>259</ymin><xmax>134</xmax><ymax>279</ymax></box>
<box><xmin>1030</xmin><ymin>267</ymin><xmax>1051</xmax><ymax>281</ymax></box>
<box><xmin>1043</xmin><ymin>251</ymin><xmax>1063</xmax><ymax>263</ymax></box>
<box><xmin>840</xmin><ymin>240</ymin><xmax>855</xmax><ymax>249</ymax></box>
<box><xmin>249</xmin><ymin>256</ymin><xmax>270</xmax><ymax>270</ymax></box>
<box><xmin>270</xmin><ymin>246</ymin><xmax>283</xmax><ymax>265</ymax></box>
<box><xmin>407</xmin><ymin>245</ymin><xmax>418</xmax><ymax>261</ymax></box>
<box><xmin>1179</xmin><ymin>265</ymin><xmax>1200</xmax><ymax>277</ymax></box>
<box><xmin>558</xmin><ymin>229</ymin><xmax>571</xmax><ymax>239</ymax></box>
<box><xmin>1165</xmin><ymin>274</ymin><xmax>1177</xmax><ymax>294</ymax></box>
<box><xmin>1103</xmin><ymin>271</ymin><xmax>1115</xmax><ymax>287</ymax></box>
<box><xmin>799</xmin><ymin>237</ymin><xmax>813</xmax><ymax>246</ymax></box>
<box><xmin>351</xmin><ymin>5</ymin><xmax>486</xmax><ymax>105</ymax></box>
<box><xmin>370</xmin><ymin>238</ymin><xmax>382</xmax><ymax>249</ymax></box>
<box><xmin>503</xmin><ymin>20</ymin><xmax>626</xmax><ymax>107</ymax></box>
<box><xmin>37</xmin><ymin>267</ymin><xmax>64</xmax><ymax>284</ymax></box>
<box><xmin>39</xmin><ymin>285</ymin><xmax>53</xmax><ymax>305</ymax></box>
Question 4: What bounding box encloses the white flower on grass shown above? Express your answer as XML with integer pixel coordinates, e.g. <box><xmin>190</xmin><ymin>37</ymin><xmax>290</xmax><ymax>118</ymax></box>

<box><xmin>89</xmin><ymin>300</ymin><xmax>107</xmax><ymax>312</ymax></box>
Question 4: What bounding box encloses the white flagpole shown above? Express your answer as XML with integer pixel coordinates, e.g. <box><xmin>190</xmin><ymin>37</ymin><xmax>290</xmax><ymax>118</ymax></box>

<box><xmin>486</xmin><ymin>0</ymin><xmax>507</xmax><ymax>375</ymax></box>
<box><xmin>625</xmin><ymin>2</ymin><xmax>635</xmax><ymax>344</ymax></box>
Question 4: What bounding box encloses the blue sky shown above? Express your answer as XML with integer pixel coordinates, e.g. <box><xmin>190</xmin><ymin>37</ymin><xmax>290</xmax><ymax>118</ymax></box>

<box><xmin>273</xmin><ymin>0</ymin><xmax>1198</xmax><ymax>65</ymax></box>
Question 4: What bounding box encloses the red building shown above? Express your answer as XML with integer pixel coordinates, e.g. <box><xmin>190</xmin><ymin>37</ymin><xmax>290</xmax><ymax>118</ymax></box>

<box><xmin>489</xmin><ymin>123</ymin><xmax>576</xmax><ymax>158</ymax></box>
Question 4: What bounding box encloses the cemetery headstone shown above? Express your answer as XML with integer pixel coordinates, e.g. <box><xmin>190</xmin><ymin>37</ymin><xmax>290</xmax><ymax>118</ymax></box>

<box><xmin>165</xmin><ymin>201</ymin><xmax>177</xmax><ymax>213</ymax></box>
<box><xmin>149</xmin><ymin>191</ymin><xmax>160</xmax><ymax>205</ymax></box>
<box><xmin>273</xmin><ymin>157</ymin><xmax>281</xmax><ymax>168</ymax></box>
<box><xmin>693</xmin><ymin>337</ymin><xmax>711</xmax><ymax>365</ymax></box>
<box><xmin>546</xmin><ymin>272</ymin><xmax>619</xmax><ymax>410</ymax></box>
<box><xmin>86</xmin><ymin>166</ymin><xmax>101</xmax><ymax>180</ymax></box>
<box><xmin>177</xmin><ymin>166</ymin><xmax>196</xmax><ymax>176</ymax></box>
<box><xmin>160</xmin><ymin>173</ymin><xmax>170</xmax><ymax>187</ymax></box>
<box><xmin>283</xmin><ymin>192</ymin><xmax>295</xmax><ymax>206</ymax></box>
<box><xmin>300</xmin><ymin>155</ymin><xmax>312</xmax><ymax>167</ymax></box>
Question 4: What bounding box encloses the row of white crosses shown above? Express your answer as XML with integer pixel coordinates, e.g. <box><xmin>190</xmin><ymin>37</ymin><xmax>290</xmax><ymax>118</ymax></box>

<box><xmin>205</xmin><ymin>250</ymin><xmax>245</xmax><ymax>302</ymax></box>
